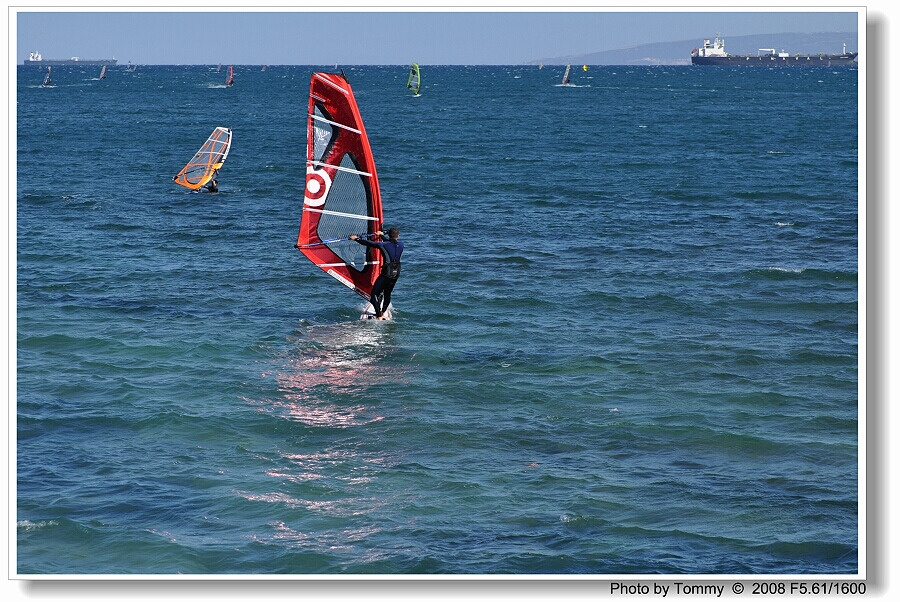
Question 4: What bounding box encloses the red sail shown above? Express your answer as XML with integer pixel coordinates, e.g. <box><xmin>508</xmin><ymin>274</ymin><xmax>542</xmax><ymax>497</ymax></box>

<box><xmin>296</xmin><ymin>72</ymin><xmax>384</xmax><ymax>301</ymax></box>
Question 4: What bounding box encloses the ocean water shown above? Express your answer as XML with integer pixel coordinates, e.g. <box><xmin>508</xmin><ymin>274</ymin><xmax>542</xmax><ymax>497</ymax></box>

<box><xmin>16</xmin><ymin>64</ymin><xmax>859</xmax><ymax>576</ymax></box>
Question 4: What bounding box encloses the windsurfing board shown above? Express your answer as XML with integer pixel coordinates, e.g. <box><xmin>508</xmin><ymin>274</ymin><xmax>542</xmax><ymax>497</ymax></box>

<box><xmin>360</xmin><ymin>304</ymin><xmax>393</xmax><ymax>321</ymax></box>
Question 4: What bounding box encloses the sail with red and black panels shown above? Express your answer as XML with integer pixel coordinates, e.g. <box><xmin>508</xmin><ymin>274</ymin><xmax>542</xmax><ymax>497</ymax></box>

<box><xmin>295</xmin><ymin>72</ymin><xmax>384</xmax><ymax>301</ymax></box>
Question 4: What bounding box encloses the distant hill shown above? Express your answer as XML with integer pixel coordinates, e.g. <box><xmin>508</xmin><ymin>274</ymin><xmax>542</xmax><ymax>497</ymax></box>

<box><xmin>530</xmin><ymin>32</ymin><xmax>859</xmax><ymax>66</ymax></box>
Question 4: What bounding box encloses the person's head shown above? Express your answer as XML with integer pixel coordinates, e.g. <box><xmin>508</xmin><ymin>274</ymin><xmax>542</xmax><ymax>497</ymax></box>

<box><xmin>387</xmin><ymin>227</ymin><xmax>399</xmax><ymax>241</ymax></box>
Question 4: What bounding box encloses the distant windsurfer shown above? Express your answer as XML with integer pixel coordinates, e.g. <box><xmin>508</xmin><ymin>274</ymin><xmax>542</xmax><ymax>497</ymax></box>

<box><xmin>205</xmin><ymin>172</ymin><xmax>218</xmax><ymax>193</ymax></box>
<box><xmin>350</xmin><ymin>227</ymin><xmax>403</xmax><ymax>320</ymax></box>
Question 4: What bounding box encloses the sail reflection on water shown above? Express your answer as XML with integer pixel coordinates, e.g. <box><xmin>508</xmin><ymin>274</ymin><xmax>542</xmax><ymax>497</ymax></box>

<box><xmin>255</xmin><ymin>320</ymin><xmax>412</xmax><ymax>428</ymax></box>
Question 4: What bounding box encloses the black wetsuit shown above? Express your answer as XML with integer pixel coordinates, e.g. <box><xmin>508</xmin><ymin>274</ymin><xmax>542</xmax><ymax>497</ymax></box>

<box><xmin>355</xmin><ymin>238</ymin><xmax>403</xmax><ymax>317</ymax></box>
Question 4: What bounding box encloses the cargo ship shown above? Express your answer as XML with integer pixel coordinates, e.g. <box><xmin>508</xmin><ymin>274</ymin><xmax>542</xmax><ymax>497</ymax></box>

<box><xmin>24</xmin><ymin>51</ymin><xmax>117</xmax><ymax>66</ymax></box>
<box><xmin>690</xmin><ymin>35</ymin><xmax>857</xmax><ymax>66</ymax></box>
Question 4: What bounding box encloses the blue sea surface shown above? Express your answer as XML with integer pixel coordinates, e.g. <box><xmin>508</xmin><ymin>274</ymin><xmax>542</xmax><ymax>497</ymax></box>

<box><xmin>16</xmin><ymin>64</ymin><xmax>859</xmax><ymax>575</ymax></box>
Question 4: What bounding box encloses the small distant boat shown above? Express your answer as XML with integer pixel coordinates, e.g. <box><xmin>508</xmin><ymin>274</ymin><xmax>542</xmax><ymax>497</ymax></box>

<box><xmin>582</xmin><ymin>64</ymin><xmax>588</xmax><ymax>71</ymax></box>
<box><xmin>124</xmin><ymin>61</ymin><xmax>136</xmax><ymax>72</ymax></box>
<box><xmin>539</xmin><ymin>61</ymin><xmax>543</xmax><ymax>70</ymax></box>
<box><xmin>261</xmin><ymin>65</ymin><xmax>267</xmax><ymax>72</ymax></box>
<box><xmin>25</xmin><ymin>50</ymin><xmax>116</xmax><ymax>66</ymax></box>
<box><xmin>40</xmin><ymin>66</ymin><xmax>52</xmax><ymax>87</ymax></box>
<box><xmin>407</xmin><ymin>62</ymin><xmax>421</xmax><ymax>96</ymax></box>
<box><xmin>561</xmin><ymin>64</ymin><xmax>571</xmax><ymax>85</ymax></box>
<box><xmin>99</xmin><ymin>65</ymin><xmax>107</xmax><ymax>79</ymax></box>
<box><xmin>225</xmin><ymin>65</ymin><xmax>234</xmax><ymax>86</ymax></box>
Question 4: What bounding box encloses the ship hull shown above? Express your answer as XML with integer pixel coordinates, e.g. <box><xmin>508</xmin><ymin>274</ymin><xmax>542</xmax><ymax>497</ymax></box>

<box><xmin>25</xmin><ymin>59</ymin><xmax>117</xmax><ymax>66</ymax></box>
<box><xmin>691</xmin><ymin>54</ymin><xmax>857</xmax><ymax>66</ymax></box>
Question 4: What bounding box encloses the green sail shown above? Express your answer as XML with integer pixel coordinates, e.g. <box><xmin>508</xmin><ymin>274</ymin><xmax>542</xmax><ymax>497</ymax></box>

<box><xmin>406</xmin><ymin>63</ymin><xmax>421</xmax><ymax>95</ymax></box>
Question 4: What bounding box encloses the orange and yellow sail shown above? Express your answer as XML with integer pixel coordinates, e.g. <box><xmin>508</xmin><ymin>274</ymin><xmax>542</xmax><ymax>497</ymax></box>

<box><xmin>173</xmin><ymin>127</ymin><xmax>232</xmax><ymax>190</ymax></box>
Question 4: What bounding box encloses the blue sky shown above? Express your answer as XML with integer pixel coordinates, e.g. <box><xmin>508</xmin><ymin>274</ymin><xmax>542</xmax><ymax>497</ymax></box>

<box><xmin>14</xmin><ymin>7</ymin><xmax>861</xmax><ymax>65</ymax></box>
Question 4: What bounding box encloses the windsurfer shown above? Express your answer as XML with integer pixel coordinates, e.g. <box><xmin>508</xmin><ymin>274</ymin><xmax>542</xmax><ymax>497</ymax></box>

<box><xmin>350</xmin><ymin>227</ymin><xmax>403</xmax><ymax>320</ymax></box>
<box><xmin>173</xmin><ymin>128</ymin><xmax>231</xmax><ymax>191</ymax></box>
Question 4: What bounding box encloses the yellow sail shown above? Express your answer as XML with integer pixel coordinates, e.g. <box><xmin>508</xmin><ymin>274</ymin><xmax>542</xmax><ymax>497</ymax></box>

<box><xmin>173</xmin><ymin>127</ymin><xmax>232</xmax><ymax>190</ymax></box>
